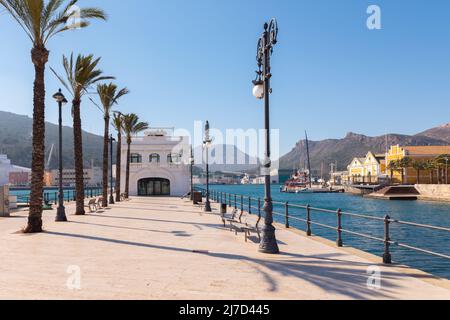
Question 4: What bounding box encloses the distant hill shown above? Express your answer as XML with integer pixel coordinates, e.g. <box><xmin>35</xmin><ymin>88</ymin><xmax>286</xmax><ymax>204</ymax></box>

<box><xmin>417</xmin><ymin>123</ymin><xmax>450</xmax><ymax>143</ymax></box>
<box><xmin>279</xmin><ymin>126</ymin><xmax>450</xmax><ymax>177</ymax></box>
<box><xmin>0</xmin><ymin>111</ymin><xmax>112</xmax><ymax>169</ymax></box>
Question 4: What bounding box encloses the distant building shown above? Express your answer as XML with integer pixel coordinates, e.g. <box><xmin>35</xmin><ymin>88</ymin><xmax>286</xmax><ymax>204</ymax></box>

<box><xmin>120</xmin><ymin>128</ymin><xmax>190</xmax><ymax>197</ymax></box>
<box><xmin>386</xmin><ymin>145</ymin><xmax>450</xmax><ymax>184</ymax></box>
<box><xmin>50</xmin><ymin>167</ymin><xmax>102</xmax><ymax>187</ymax></box>
<box><xmin>346</xmin><ymin>151</ymin><xmax>386</xmax><ymax>184</ymax></box>
<box><xmin>0</xmin><ymin>154</ymin><xmax>31</xmax><ymax>186</ymax></box>
<box><xmin>9</xmin><ymin>171</ymin><xmax>30</xmax><ymax>186</ymax></box>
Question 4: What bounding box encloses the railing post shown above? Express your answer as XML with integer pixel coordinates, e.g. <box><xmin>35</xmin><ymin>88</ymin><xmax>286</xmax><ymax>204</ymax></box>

<box><xmin>336</xmin><ymin>209</ymin><xmax>343</xmax><ymax>247</ymax></box>
<box><xmin>306</xmin><ymin>205</ymin><xmax>312</xmax><ymax>236</ymax></box>
<box><xmin>285</xmin><ymin>202</ymin><xmax>290</xmax><ymax>228</ymax></box>
<box><xmin>228</xmin><ymin>193</ymin><xmax>231</xmax><ymax>207</ymax></box>
<box><xmin>234</xmin><ymin>194</ymin><xmax>237</xmax><ymax>210</ymax></box>
<box><xmin>383</xmin><ymin>215</ymin><xmax>392</xmax><ymax>264</ymax></box>
<box><xmin>241</xmin><ymin>195</ymin><xmax>244</xmax><ymax>213</ymax></box>
<box><xmin>248</xmin><ymin>197</ymin><xmax>251</xmax><ymax>214</ymax></box>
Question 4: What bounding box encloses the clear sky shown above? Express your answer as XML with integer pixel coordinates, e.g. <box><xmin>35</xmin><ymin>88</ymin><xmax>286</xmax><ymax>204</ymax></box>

<box><xmin>0</xmin><ymin>0</ymin><xmax>449</xmax><ymax>156</ymax></box>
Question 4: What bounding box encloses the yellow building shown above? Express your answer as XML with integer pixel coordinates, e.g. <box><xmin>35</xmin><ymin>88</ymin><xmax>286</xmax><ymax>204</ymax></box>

<box><xmin>386</xmin><ymin>145</ymin><xmax>450</xmax><ymax>184</ymax></box>
<box><xmin>347</xmin><ymin>152</ymin><xmax>386</xmax><ymax>184</ymax></box>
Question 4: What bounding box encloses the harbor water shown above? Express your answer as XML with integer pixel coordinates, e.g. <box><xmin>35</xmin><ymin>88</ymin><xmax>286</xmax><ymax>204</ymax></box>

<box><xmin>207</xmin><ymin>184</ymin><xmax>450</xmax><ymax>279</ymax></box>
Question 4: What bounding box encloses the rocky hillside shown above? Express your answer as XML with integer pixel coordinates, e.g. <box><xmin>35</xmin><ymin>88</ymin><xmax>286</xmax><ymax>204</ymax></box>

<box><xmin>279</xmin><ymin>126</ymin><xmax>450</xmax><ymax>176</ymax></box>
<box><xmin>0</xmin><ymin>111</ymin><xmax>114</xmax><ymax>169</ymax></box>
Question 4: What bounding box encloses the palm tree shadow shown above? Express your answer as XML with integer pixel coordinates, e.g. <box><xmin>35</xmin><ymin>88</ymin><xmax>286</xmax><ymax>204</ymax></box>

<box><xmin>44</xmin><ymin>230</ymin><xmax>413</xmax><ymax>299</ymax></box>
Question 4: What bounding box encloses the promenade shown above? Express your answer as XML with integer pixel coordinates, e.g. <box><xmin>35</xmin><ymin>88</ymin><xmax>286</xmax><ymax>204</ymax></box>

<box><xmin>0</xmin><ymin>197</ymin><xmax>449</xmax><ymax>300</ymax></box>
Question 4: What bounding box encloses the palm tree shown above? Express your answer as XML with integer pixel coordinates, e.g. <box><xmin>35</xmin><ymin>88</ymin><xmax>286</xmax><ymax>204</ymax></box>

<box><xmin>398</xmin><ymin>157</ymin><xmax>412</xmax><ymax>184</ymax></box>
<box><xmin>112</xmin><ymin>112</ymin><xmax>124</xmax><ymax>202</ymax></box>
<box><xmin>435</xmin><ymin>155</ymin><xmax>450</xmax><ymax>185</ymax></box>
<box><xmin>95</xmin><ymin>83</ymin><xmax>129</xmax><ymax>207</ymax></box>
<box><xmin>122</xmin><ymin>114</ymin><xmax>149</xmax><ymax>198</ymax></box>
<box><xmin>423</xmin><ymin>160</ymin><xmax>436</xmax><ymax>184</ymax></box>
<box><xmin>0</xmin><ymin>0</ymin><xmax>106</xmax><ymax>233</ymax></box>
<box><xmin>52</xmin><ymin>53</ymin><xmax>113</xmax><ymax>215</ymax></box>
<box><xmin>412</xmin><ymin>160</ymin><xmax>427</xmax><ymax>184</ymax></box>
<box><xmin>387</xmin><ymin>159</ymin><xmax>400</xmax><ymax>183</ymax></box>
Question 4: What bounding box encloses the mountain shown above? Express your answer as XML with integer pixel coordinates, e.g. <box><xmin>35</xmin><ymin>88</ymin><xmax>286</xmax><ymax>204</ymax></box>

<box><xmin>279</xmin><ymin>126</ymin><xmax>450</xmax><ymax>177</ymax></box>
<box><xmin>0</xmin><ymin>111</ymin><xmax>112</xmax><ymax>169</ymax></box>
<box><xmin>417</xmin><ymin>123</ymin><xmax>450</xmax><ymax>143</ymax></box>
<box><xmin>194</xmin><ymin>144</ymin><xmax>259</xmax><ymax>173</ymax></box>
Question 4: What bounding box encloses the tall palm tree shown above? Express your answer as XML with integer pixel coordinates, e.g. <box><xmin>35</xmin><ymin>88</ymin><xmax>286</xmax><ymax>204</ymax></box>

<box><xmin>387</xmin><ymin>159</ymin><xmax>400</xmax><ymax>183</ymax></box>
<box><xmin>122</xmin><ymin>114</ymin><xmax>149</xmax><ymax>198</ymax></box>
<box><xmin>398</xmin><ymin>157</ymin><xmax>412</xmax><ymax>184</ymax></box>
<box><xmin>412</xmin><ymin>160</ymin><xmax>427</xmax><ymax>184</ymax></box>
<box><xmin>423</xmin><ymin>160</ymin><xmax>436</xmax><ymax>184</ymax></box>
<box><xmin>52</xmin><ymin>53</ymin><xmax>113</xmax><ymax>215</ymax></box>
<box><xmin>0</xmin><ymin>0</ymin><xmax>106</xmax><ymax>233</ymax></box>
<box><xmin>112</xmin><ymin>112</ymin><xmax>124</xmax><ymax>202</ymax></box>
<box><xmin>96</xmin><ymin>83</ymin><xmax>129</xmax><ymax>207</ymax></box>
<box><xmin>435</xmin><ymin>155</ymin><xmax>450</xmax><ymax>185</ymax></box>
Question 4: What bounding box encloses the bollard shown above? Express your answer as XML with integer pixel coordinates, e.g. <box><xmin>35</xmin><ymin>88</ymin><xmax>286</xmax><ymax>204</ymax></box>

<box><xmin>336</xmin><ymin>209</ymin><xmax>343</xmax><ymax>247</ymax></box>
<box><xmin>383</xmin><ymin>215</ymin><xmax>392</xmax><ymax>264</ymax></box>
<box><xmin>306</xmin><ymin>205</ymin><xmax>312</xmax><ymax>236</ymax></box>
<box><xmin>285</xmin><ymin>202</ymin><xmax>290</xmax><ymax>228</ymax></box>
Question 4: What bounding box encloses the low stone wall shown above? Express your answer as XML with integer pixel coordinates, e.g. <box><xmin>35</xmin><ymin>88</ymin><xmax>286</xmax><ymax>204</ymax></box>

<box><xmin>415</xmin><ymin>184</ymin><xmax>450</xmax><ymax>202</ymax></box>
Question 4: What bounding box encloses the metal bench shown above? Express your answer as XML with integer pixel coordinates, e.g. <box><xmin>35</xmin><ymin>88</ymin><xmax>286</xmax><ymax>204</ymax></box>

<box><xmin>86</xmin><ymin>199</ymin><xmax>98</xmax><ymax>213</ymax></box>
<box><xmin>222</xmin><ymin>208</ymin><xmax>242</xmax><ymax>229</ymax></box>
<box><xmin>230</xmin><ymin>211</ymin><xmax>261</xmax><ymax>242</ymax></box>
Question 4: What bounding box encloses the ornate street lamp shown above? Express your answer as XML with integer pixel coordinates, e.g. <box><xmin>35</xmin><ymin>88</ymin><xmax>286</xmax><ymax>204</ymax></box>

<box><xmin>109</xmin><ymin>134</ymin><xmax>116</xmax><ymax>205</ymax></box>
<box><xmin>190</xmin><ymin>146</ymin><xmax>195</xmax><ymax>200</ymax></box>
<box><xmin>52</xmin><ymin>89</ymin><xmax>68</xmax><ymax>222</ymax></box>
<box><xmin>252</xmin><ymin>19</ymin><xmax>280</xmax><ymax>254</ymax></box>
<box><xmin>203</xmin><ymin>121</ymin><xmax>212</xmax><ymax>212</ymax></box>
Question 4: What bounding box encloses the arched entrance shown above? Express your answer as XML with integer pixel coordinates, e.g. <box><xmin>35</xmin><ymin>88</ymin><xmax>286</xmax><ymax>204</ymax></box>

<box><xmin>138</xmin><ymin>178</ymin><xmax>170</xmax><ymax>196</ymax></box>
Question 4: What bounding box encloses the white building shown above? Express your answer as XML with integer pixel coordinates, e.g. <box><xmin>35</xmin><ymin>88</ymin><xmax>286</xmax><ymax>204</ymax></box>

<box><xmin>0</xmin><ymin>154</ymin><xmax>31</xmax><ymax>186</ymax></box>
<box><xmin>120</xmin><ymin>128</ymin><xmax>190</xmax><ymax>197</ymax></box>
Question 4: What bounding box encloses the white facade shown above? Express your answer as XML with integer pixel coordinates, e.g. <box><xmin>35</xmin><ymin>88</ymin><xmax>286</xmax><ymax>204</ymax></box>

<box><xmin>0</xmin><ymin>154</ymin><xmax>31</xmax><ymax>186</ymax></box>
<box><xmin>120</xmin><ymin>129</ymin><xmax>190</xmax><ymax>197</ymax></box>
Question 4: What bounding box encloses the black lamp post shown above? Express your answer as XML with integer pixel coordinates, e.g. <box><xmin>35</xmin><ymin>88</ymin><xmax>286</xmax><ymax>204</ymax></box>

<box><xmin>190</xmin><ymin>146</ymin><xmax>194</xmax><ymax>200</ymax></box>
<box><xmin>53</xmin><ymin>89</ymin><xmax>68</xmax><ymax>222</ymax></box>
<box><xmin>109</xmin><ymin>134</ymin><xmax>116</xmax><ymax>205</ymax></box>
<box><xmin>252</xmin><ymin>19</ymin><xmax>279</xmax><ymax>254</ymax></box>
<box><xmin>204</xmin><ymin>121</ymin><xmax>212</xmax><ymax>212</ymax></box>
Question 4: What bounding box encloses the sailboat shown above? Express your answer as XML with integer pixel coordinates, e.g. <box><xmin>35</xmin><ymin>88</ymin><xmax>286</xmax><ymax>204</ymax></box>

<box><xmin>282</xmin><ymin>131</ymin><xmax>345</xmax><ymax>194</ymax></box>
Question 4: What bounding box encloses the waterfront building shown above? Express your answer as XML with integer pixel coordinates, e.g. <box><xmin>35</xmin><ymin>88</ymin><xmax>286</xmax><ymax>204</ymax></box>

<box><xmin>386</xmin><ymin>145</ymin><xmax>450</xmax><ymax>184</ymax></box>
<box><xmin>0</xmin><ymin>154</ymin><xmax>31</xmax><ymax>186</ymax></box>
<box><xmin>347</xmin><ymin>152</ymin><xmax>386</xmax><ymax>184</ymax></box>
<box><xmin>50</xmin><ymin>167</ymin><xmax>102</xmax><ymax>187</ymax></box>
<box><xmin>120</xmin><ymin>128</ymin><xmax>190</xmax><ymax>197</ymax></box>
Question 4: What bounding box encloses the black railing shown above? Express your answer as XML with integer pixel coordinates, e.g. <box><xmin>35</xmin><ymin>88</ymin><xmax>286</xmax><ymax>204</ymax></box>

<box><xmin>196</xmin><ymin>187</ymin><xmax>450</xmax><ymax>265</ymax></box>
<box><xmin>15</xmin><ymin>187</ymin><xmax>103</xmax><ymax>207</ymax></box>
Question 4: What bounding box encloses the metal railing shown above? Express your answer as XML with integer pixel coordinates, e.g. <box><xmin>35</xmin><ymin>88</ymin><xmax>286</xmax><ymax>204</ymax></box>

<box><xmin>15</xmin><ymin>187</ymin><xmax>103</xmax><ymax>207</ymax></box>
<box><xmin>196</xmin><ymin>187</ymin><xmax>450</xmax><ymax>264</ymax></box>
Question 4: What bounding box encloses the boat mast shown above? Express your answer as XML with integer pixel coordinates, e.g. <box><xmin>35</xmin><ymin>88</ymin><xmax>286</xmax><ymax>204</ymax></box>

<box><xmin>305</xmin><ymin>131</ymin><xmax>312</xmax><ymax>188</ymax></box>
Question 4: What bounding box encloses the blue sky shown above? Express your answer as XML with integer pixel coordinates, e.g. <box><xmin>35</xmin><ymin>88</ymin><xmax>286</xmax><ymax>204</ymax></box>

<box><xmin>0</xmin><ymin>0</ymin><xmax>450</xmax><ymax>156</ymax></box>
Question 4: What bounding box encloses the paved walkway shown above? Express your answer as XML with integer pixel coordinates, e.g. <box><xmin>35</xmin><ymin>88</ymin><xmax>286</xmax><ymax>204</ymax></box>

<box><xmin>0</xmin><ymin>197</ymin><xmax>449</xmax><ymax>300</ymax></box>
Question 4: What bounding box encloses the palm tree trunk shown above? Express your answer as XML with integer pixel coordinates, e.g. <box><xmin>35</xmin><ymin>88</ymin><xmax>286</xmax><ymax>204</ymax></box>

<box><xmin>72</xmin><ymin>99</ymin><xmax>85</xmax><ymax>215</ymax></box>
<box><xmin>24</xmin><ymin>47</ymin><xmax>49</xmax><ymax>233</ymax></box>
<box><xmin>125</xmin><ymin>141</ymin><xmax>131</xmax><ymax>198</ymax></box>
<box><xmin>115</xmin><ymin>132</ymin><xmax>122</xmax><ymax>202</ymax></box>
<box><xmin>102</xmin><ymin>116</ymin><xmax>109</xmax><ymax>207</ymax></box>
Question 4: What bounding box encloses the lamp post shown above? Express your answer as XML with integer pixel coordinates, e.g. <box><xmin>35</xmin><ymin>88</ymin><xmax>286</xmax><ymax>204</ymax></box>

<box><xmin>203</xmin><ymin>121</ymin><xmax>212</xmax><ymax>212</ymax></box>
<box><xmin>109</xmin><ymin>134</ymin><xmax>116</xmax><ymax>205</ymax></box>
<box><xmin>52</xmin><ymin>89</ymin><xmax>68</xmax><ymax>222</ymax></box>
<box><xmin>190</xmin><ymin>146</ymin><xmax>194</xmax><ymax>200</ymax></box>
<box><xmin>252</xmin><ymin>19</ymin><xmax>279</xmax><ymax>254</ymax></box>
